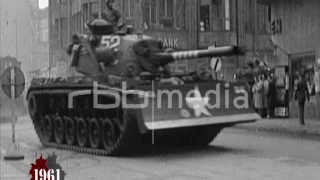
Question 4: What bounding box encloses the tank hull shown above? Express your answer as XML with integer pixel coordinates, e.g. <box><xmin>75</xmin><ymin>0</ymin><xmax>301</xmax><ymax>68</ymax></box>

<box><xmin>27</xmin><ymin>75</ymin><xmax>259</xmax><ymax>156</ymax></box>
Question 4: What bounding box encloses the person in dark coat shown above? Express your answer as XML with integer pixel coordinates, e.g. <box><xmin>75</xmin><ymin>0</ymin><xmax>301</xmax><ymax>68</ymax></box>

<box><xmin>101</xmin><ymin>0</ymin><xmax>122</xmax><ymax>30</ymax></box>
<box><xmin>294</xmin><ymin>74</ymin><xmax>310</xmax><ymax>125</ymax></box>
<box><xmin>262</xmin><ymin>74</ymin><xmax>269</xmax><ymax>118</ymax></box>
<box><xmin>66</xmin><ymin>34</ymin><xmax>80</xmax><ymax>56</ymax></box>
<box><xmin>268</xmin><ymin>74</ymin><xmax>277</xmax><ymax>118</ymax></box>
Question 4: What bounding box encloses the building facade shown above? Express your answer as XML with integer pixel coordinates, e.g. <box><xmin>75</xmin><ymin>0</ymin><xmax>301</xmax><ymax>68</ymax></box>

<box><xmin>50</xmin><ymin>0</ymin><xmax>273</xmax><ymax>80</ymax></box>
<box><xmin>48</xmin><ymin>0</ymin><xmax>69</xmax><ymax>77</ymax></box>
<box><xmin>31</xmin><ymin>7</ymin><xmax>49</xmax><ymax>71</ymax></box>
<box><xmin>0</xmin><ymin>0</ymin><xmax>35</xmax><ymax>73</ymax></box>
<box><xmin>258</xmin><ymin>0</ymin><xmax>320</xmax><ymax>120</ymax></box>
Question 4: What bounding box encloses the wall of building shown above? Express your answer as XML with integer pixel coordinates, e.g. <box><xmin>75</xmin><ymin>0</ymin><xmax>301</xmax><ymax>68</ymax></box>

<box><xmin>63</xmin><ymin>0</ymin><xmax>274</xmax><ymax>80</ymax></box>
<box><xmin>271</xmin><ymin>0</ymin><xmax>320</xmax><ymax>60</ymax></box>
<box><xmin>0</xmin><ymin>0</ymin><xmax>3</xmax><ymax>58</ymax></box>
<box><xmin>0</xmin><ymin>0</ymin><xmax>35</xmax><ymax>73</ymax></box>
<box><xmin>269</xmin><ymin>0</ymin><xmax>320</xmax><ymax>120</ymax></box>
<box><xmin>49</xmin><ymin>0</ymin><xmax>69</xmax><ymax>77</ymax></box>
<box><xmin>30</xmin><ymin>7</ymin><xmax>49</xmax><ymax>73</ymax></box>
<box><xmin>197</xmin><ymin>0</ymin><xmax>275</xmax><ymax>81</ymax></box>
<box><xmin>117</xmin><ymin>0</ymin><xmax>196</xmax><ymax>73</ymax></box>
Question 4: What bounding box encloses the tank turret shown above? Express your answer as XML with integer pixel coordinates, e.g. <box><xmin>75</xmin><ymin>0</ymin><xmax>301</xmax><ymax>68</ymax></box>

<box><xmin>69</xmin><ymin>22</ymin><xmax>245</xmax><ymax>79</ymax></box>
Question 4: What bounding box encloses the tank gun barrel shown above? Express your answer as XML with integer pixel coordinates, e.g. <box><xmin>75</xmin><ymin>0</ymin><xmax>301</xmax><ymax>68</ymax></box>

<box><xmin>155</xmin><ymin>45</ymin><xmax>244</xmax><ymax>61</ymax></box>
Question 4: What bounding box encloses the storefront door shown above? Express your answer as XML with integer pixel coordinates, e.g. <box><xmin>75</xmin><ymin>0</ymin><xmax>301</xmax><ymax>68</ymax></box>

<box><xmin>290</xmin><ymin>52</ymin><xmax>316</xmax><ymax>98</ymax></box>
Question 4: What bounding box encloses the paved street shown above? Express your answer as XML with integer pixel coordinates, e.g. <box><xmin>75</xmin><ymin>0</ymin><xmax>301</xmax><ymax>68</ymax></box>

<box><xmin>1</xmin><ymin>117</ymin><xmax>320</xmax><ymax>180</ymax></box>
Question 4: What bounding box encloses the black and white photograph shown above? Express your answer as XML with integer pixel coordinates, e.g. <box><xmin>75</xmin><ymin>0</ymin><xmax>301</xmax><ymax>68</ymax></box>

<box><xmin>1</xmin><ymin>0</ymin><xmax>320</xmax><ymax>179</ymax></box>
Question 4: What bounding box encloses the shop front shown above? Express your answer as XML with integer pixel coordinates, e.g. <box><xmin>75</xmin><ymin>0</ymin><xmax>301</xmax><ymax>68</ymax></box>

<box><xmin>289</xmin><ymin>52</ymin><xmax>319</xmax><ymax>119</ymax></box>
<box><xmin>268</xmin><ymin>0</ymin><xmax>320</xmax><ymax>120</ymax></box>
<box><xmin>273</xmin><ymin>66</ymin><xmax>290</xmax><ymax>118</ymax></box>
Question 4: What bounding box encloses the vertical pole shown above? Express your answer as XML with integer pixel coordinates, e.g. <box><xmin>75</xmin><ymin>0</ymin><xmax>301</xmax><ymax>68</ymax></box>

<box><xmin>253</xmin><ymin>0</ymin><xmax>257</xmax><ymax>55</ymax></box>
<box><xmin>10</xmin><ymin>65</ymin><xmax>16</xmax><ymax>143</ymax></box>
<box><xmin>99</xmin><ymin>0</ymin><xmax>104</xmax><ymax>18</ymax></box>
<box><xmin>235</xmin><ymin>0</ymin><xmax>239</xmax><ymax>68</ymax></box>
<box><xmin>15</xmin><ymin>18</ymin><xmax>18</xmax><ymax>61</ymax></box>
<box><xmin>88</xmin><ymin>0</ymin><xmax>92</xmax><ymax>21</ymax></box>
<box><xmin>68</xmin><ymin>0</ymin><xmax>72</xmax><ymax>41</ymax></box>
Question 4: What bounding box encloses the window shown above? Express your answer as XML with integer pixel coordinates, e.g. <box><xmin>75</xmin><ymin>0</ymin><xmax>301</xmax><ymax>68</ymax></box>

<box><xmin>143</xmin><ymin>0</ymin><xmax>185</xmax><ymax>30</ymax></box>
<box><xmin>82</xmin><ymin>3</ymin><xmax>89</xmax><ymax>25</ymax></box>
<box><xmin>144</xmin><ymin>0</ymin><xmax>157</xmax><ymax>29</ymax></box>
<box><xmin>199</xmin><ymin>0</ymin><xmax>232</xmax><ymax>31</ymax></box>
<box><xmin>175</xmin><ymin>0</ymin><xmax>186</xmax><ymax>29</ymax></box>
<box><xmin>38</xmin><ymin>19</ymin><xmax>49</xmax><ymax>42</ymax></box>
<box><xmin>244</xmin><ymin>2</ymin><xmax>270</xmax><ymax>33</ymax></box>
<box><xmin>257</xmin><ymin>3</ymin><xmax>270</xmax><ymax>33</ymax></box>
<box><xmin>200</xmin><ymin>5</ymin><xmax>210</xmax><ymax>31</ymax></box>
<box><xmin>159</xmin><ymin>0</ymin><xmax>173</xmax><ymax>28</ymax></box>
<box><xmin>159</xmin><ymin>0</ymin><xmax>173</xmax><ymax>18</ymax></box>
<box><xmin>58</xmin><ymin>18</ymin><xmax>68</xmax><ymax>48</ymax></box>
<box><xmin>54</xmin><ymin>18</ymin><xmax>60</xmax><ymax>46</ymax></box>
<box><xmin>90</xmin><ymin>2</ymin><xmax>99</xmax><ymax>20</ymax></box>
<box><xmin>125</xmin><ymin>0</ymin><xmax>135</xmax><ymax>18</ymax></box>
<box><xmin>244</xmin><ymin>0</ymin><xmax>252</xmax><ymax>32</ymax></box>
<box><xmin>291</xmin><ymin>54</ymin><xmax>317</xmax><ymax>96</ymax></box>
<box><xmin>225</xmin><ymin>0</ymin><xmax>230</xmax><ymax>30</ymax></box>
<box><xmin>71</xmin><ymin>12</ymin><xmax>81</xmax><ymax>34</ymax></box>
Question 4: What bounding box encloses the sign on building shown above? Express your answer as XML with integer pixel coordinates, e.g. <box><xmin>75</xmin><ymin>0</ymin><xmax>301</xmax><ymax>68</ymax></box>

<box><xmin>57</xmin><ymin>61</ymin><xmax>67</xmax><ymax>77</ymax></box>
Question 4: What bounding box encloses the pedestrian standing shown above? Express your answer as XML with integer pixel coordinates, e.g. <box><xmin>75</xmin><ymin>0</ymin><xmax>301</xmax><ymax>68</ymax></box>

<box><xmin>314</xmin><ymin>66</ymin><xmax>320</xmax><ymax>120</ymax></box>
<box><xmin>253</xmin><ymin>75</ymin><xmax>264</xmax><ymax>116</ymax></box>
<box><xmin>314</xmin><ymin>66</ymin><xmax>320</xmax><ymax>94</ymax></box>
<box><xmin>268</xmin><ymin>74</ymin><xmax>277</xmax><ymax>118</ymax></box>
<box><xmin>262</xmin><ymin>74</ymin><xmax>269</xmax><ymax>118</ymax></box>
<box><xmin>294</xmin><ymin>74</ymin><xmax>310</xmax><ymax>125</ymax></box>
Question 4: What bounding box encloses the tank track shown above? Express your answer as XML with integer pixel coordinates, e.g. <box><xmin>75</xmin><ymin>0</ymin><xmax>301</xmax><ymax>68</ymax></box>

<box><xmin>27</xmin><ymin>85</ymin><xmax>140</xmax><ymax>156</ymax></box>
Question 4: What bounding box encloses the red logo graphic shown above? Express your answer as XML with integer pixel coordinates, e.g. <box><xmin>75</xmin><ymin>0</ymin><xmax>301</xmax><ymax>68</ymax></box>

<box><xmin>29</xmin><ymin>154</ymin><xmax>66</xmax><ymax>180</ymax></box>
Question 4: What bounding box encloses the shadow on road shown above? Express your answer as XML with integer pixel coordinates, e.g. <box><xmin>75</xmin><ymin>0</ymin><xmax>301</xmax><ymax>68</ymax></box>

<box><xmin>116</xmin><ymin>143</ymin><xmax>252</xmax><ymax>159</ymax></box>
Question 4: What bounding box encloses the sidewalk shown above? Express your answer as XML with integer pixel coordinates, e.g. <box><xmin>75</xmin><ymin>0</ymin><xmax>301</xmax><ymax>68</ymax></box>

<box><xmin>0</xmin><ymin>150</ymin><xmax>29</xmax><ymax>180</ymax></box>
<box><xmin>233</xmin><ymin>118</ymin><xmax>320</xmax><ymax>137</ymax></box>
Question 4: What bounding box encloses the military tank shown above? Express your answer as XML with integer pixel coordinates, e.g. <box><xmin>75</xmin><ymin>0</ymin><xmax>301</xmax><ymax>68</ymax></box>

<box><xmin>26</xmin><ymin>19</ymin><xmax>260</xmax><ymax>156</ymax></box>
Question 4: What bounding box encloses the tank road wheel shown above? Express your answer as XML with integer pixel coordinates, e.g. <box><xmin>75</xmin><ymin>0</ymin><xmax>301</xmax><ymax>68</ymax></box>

<box><xmin>76</xmin><ymin>118</ymin><xmax>88</xmax><ymax>147</ymax></box>
<box><xmin>101</xmin><ymin>109</ymin><xmax>140</xmax><ymax>156</ymax></box>
<box><xmin>27</xmin><ymin>94</ymin><xmax>38</xmax><ymax>120</ymax></box>
<box><xmin>54</xmin><ymin>116</ymin><xmax>65</xmax><ymax>144</ymax></box>
<box><xmin>101</xmin><ymin>118</ymin><xmax>116</xmax><ymax>153</ymax></box>
<box><xmin>42</xmin><ymin>116</ymin><xmax>53</xmax><ymax>142</ymax></box>
<box><xmin>89</xmin><ymin>118</ymin><xmax>101</xmax><ymax>149</ymax></box>
<box><xmin>65</xmin><ymin>117</ymin><xmax>76</xmax><ymax>145</ymax></box>
<box><xmin>112</xmin><ymin>116</ymin><xmax>125</xmax><ymax>134</ymax></box>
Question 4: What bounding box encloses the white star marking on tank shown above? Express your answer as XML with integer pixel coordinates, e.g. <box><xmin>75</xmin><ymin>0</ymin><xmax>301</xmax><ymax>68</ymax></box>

<box><xmin>185</xmin><ymin>86</ymin><xmax>212</xmax><ymax>117</ymax></box>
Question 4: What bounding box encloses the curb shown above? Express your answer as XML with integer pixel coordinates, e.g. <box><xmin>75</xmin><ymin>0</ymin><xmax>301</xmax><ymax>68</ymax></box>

<box><xmin>232</xmin><ymin>125</ymin><xmax>320</xmax><ymax>137</ymax></box>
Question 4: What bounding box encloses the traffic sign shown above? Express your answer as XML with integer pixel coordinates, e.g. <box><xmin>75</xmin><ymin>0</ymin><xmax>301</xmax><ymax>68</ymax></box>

<box><xmin>2</xmin><ymin>65</ymin><xmax>25</xmax><ymax>160</ymax></box>
<box><xmin>210</xmin><ymin>57</ymin><xmax>222</xmax><ymax>72</ymax></box>
<box><xmin>1</xmin><ymin>66</ymin><xmax>25</xmax><ymax>98</ymax></box>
